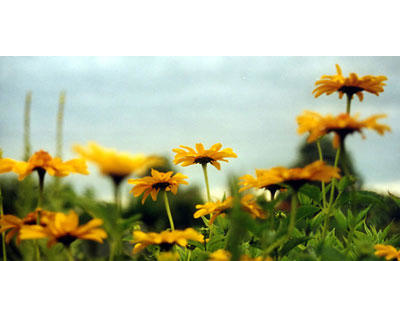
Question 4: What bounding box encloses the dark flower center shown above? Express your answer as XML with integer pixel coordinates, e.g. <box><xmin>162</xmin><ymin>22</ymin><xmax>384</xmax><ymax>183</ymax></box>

<box><xmin>110</xmin><ymin>174</ymin><xmax>128</xmax><ymax>186</ymax></box>
<box><xmin>262</xmin><ymin>184</ymin><xmax>283</xmax><ymax>197</ymax></box>
<box><xmin>338</xmin><ymin>86</ymin><xmax>364</xmax><ymax>95</ymax></box>
<box><xmin>58</xmin><ymin>234</ymin><xmax>77</xmax><ymax>247</ymax></box>
<box><xmin>159</xmin><ymin>242</ymin><xmax>174</xmax><ymax>252</ymax></box>
<box><xmin>282</xmin><ymin>180</ymin><xmax>308</xmax><ymax>192</ymax></box>
<box><xmin>152</xmin><ymin>182</ymin><xmax>171</xmax><ymax>190</ymax></box>
<box><xmin>194</xmin><ymin>157</ymin><xmax>214</xmax><ymax>164</ymax></box>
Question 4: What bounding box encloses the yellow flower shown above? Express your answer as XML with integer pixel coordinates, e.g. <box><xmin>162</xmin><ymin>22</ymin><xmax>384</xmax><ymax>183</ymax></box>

<box><xmin>73</xmin><ymin>142</ymin><xmax>164</xmax><ymax>183</ymax></box>
<box><xmin>157</xmin><ymin>251</ymin><xmax>180</xmax><ymax>261</ymax></box>
<box><xmin>172</xmin><ymin>143</ymin><xmax>237</xmax><ymax>170</ymax></box>
<box><xmin>128</xmin><ymin>169</ymin><xmax>188</xmax><ymax>204</ymax></box>
<box><xmin>131</xmin><ymin>228</ymin><xmax>204</xmax><ymax>254</ymax></box>
<box><xmin>209</xmin><ymin>251</ymin><xmax>273</xmax><ymax>261</ymax></box>
<box><xmin>297</xmin><ymin>111</ymin><xmax>391</xmax><ymax>148</ymax></box>
<box><xmin>194</xmin><ymin>197</ymin><xmax>233</xmax><ymax>225</ymax></box>
<box><xmin>241</xmin><ymin>194</ymin><xmax>267</xmax><ymax>219</ymax></box>
<box><xmin>209</xmin><ymin>249</ymin><xmax>231</xmax><ymax>261</ymax></box>
<box><xmin>239</xmin><ymin>161</ymin><xmax>341</xmax><ymax>192</ymax></box>
<box><xmin>374</xmin><ymin>244</ymin><xmax>400</xmax><ymax>261</ymax></box>
<box><xmin>313</xmin><ymin>64</ymin><xmax>387</xmax><ymax>101</ymax></box>
<box><xmin>0</xmin><ymin>208</ymin><xmax>53</xmax><ymax>245</ymax></box>
<box><xmin>19</xmin><ymin>210</ymin><xmax>107</xmax><ymax>247</ymax></box>
<box><xmin>0</xmin><ymin>150</ymin><xmax>89</xmax><ymax>180</ymax></box>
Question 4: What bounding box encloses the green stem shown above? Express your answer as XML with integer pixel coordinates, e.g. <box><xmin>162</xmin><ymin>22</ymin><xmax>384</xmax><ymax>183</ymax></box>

<box><xmin>37</xmin><ymin>169</ymin><xmax>46</xmax><ymax>210</ymax></box>
<box><xmin>346</xmin><ymin>93</ymin><xmax>352</xmax><ymax>114</ymax></box>
<box><xmin>113</xmin><ymin>182</ymin><xmax>121</xmax><ymax>217</ymax></box>
<box><xmin>316</xmin><ymin>139</ymin><xmax>327</xmax><ymax>208</ymax></box>
<box><xmin>201</xmin><ymin>164</ymin><xmax>212</xmax><ymax>202</ymax></box>
<box><xmin>163</xmin><ymin>191</ymin><xmax>175</xmax><ymax>231</ymax></box>
<box><xmin>287</xmin><ymin>194</ymin><xmax>298</xmax><ymax>237</ymax></box>
<box><xmin>66</xmin><ymin>246</ymin><xmax>74</xmax><ymax>261</ymax></box>
<box><xmin>321</xmin><ymin>145</ymin><xmax>341</xmax><ymax>241</ymax></box>
<box><xmin>0</xmin><ymin>188</ymin><xmax>7</xmax><ymax>261</ymax></box>
<box><xmin>35</xmin><ymin>169</ymin><xmax>46</xmax><ymax>261</ymax></box>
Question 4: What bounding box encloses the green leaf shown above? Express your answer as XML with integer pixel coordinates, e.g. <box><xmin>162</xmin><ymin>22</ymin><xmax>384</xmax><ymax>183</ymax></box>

<box><xmin>355</xmin><ymin>206</ymin><xmax>371</xmax><ymax>224</ymax></box>
<box><xmin>280</xmin><ymin>236</ymin><xmax>309</xmax><ymax>256</ymax></box>
<box><xmin>334</xmin><ymin>209</ymin><xmax>347</xmax><ymax>231</ymax></box>
<box><xmin>338</xmin><ymin>176</ymin><xmax>353</xmax><ymax>193</ymax></box>
<box><xmin>299</xmin><ymin>184</ymin><xmax>321</xmax><ymax>204</ymax></box>
<box><xmin>296</xmin><ymin>205</ymin><xmax>320</xmax><ymax>222</ymax></box>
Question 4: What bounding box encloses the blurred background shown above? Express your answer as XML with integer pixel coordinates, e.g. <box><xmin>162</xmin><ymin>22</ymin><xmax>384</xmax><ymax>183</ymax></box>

<box><xmin>1</xmin><ymin>56</ymin><xmax>399</xmax><ymax>202</ymax></box>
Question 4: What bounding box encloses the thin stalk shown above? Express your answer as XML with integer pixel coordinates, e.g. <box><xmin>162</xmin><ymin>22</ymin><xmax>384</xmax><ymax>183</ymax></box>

<box><xmin>23</xmin><ymin>91</ymin><xmax>32</xmax><ymax>161</ymax></box>
<box><xmin>56</xmin><ymin>91</ymin><xmax>66</xmax><ymax>159</ymax></box>
<box><xmin>54</xmin><ymin>91</ymin><xmax>66</xmax><ymax>191</ymax></box>
<box><xmin>321</xmin><ymin>145</ymin><xmax>341</xmax><ymax>241</ymax></box>
<box><xmin>35</xmin><ymin>169</ymin><xmax>46</xmax><ymax>261</ymax></box>
<box><xmin>201</xmin><ymin>164</ymin><xmax>212</xmax><ymax>202</ymax></box>
<box><xmin>66</xmin><ymin>247</ymin><xmax>74</xmax><ymax>261</ymax></box>
<box><xmin>0</xmin><ymin>188</ymin><xmax>7</xmax><ymax>261</ymax></box>
<box><xmin>316</xmin><ymin>139</ymin><xmax>327</xmax><ymax>208</ymax></box>
<box><xmin>163</xmin><ymin>191</ymin><xmax>175</xmax><ymax>231</ymax></box>
<box><xmin>113</xmin><ymin>182</ymin><xmax>121</xmax><ymax>217</ymax></box>
<box><xmin>346</xmin><ymin>93</ymin><xmax>352</xmax><ymax>114</ymax></box>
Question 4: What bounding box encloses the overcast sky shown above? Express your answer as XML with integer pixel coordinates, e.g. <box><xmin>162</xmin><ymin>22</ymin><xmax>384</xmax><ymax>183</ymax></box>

<box><xmin>1</xmin><ymin>57</ymin><xmax>399</xmax><ymax>200</ymax></box>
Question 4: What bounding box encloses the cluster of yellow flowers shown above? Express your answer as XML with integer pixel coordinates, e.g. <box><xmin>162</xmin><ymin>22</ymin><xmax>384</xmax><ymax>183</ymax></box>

<box><xmin>0</xmin><ymin>64</ymin><xmax>396</xmax><ymax>261</ymax></box>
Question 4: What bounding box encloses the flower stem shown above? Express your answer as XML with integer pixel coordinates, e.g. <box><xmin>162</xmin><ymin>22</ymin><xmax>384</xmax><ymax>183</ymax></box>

<box><xmin>37</xmin><ymin>169</ymin><xmax>46</xmax><ymax>211</ymax></box>
<box><xmin>36</xmin><ymin>169</ymin><xmax>46</xmax><ymax>261</ymax></box>
<box><xmin>321</xmin><ymin>145</ymin><xmax>341</xmax><ymax>241</ymax></box>
<box><xmin>54</xmin><ymin>91</ymin><xmax>65</xmax><ymax>192</ymax></box>
<box><xmin>346</xmin><ymin>93</ymin><xmax>352</xmax><ymax>114</ymax></box>
<box><xmin>113</xmin><ymin>182</ymin><xmax>121</xmax><ymax>217</ymax></box>
<box><xmin>0</xmin><ymin>188</ymin><xmax>7</xmax><ymax>261</ymax></box>
<box><xmin>163</xmin><ymin>191</ymin><xmax>175</xmax><ymax>231</ymax></box>
<box><xmin>316</xmin><ymin>139</ymin><xmax>327</xmax><ymax>208</ymax></box>
<box><xmin>66</xmin><ymin>246</ymin><xmax>74</xmax><ymax>261</ymax></box>
<box><xmin>201</xmin><ymin>164</ymin><xmax>212</xmax><ymax>202</ymax></box>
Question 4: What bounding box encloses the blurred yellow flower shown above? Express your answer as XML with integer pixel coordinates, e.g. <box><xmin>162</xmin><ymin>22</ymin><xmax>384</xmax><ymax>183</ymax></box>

<box><xmin>0</xmin><ymin>208</ymin><xmax>53</xmax><ymax>245</ymax></box>
<box><xmin>209</xmin><ymin>251</ymin><xmax>273</xmax><ymax>261</ymax></box>
<box><xmin>131</xmin><ymin>228</ymin><xmax>204</xmax><ymax>254</ymax></box>
<box><xmin>209</xmin><ymin>249</ymin><xmax>231</xmax><ymax>261</ymax></box>
<box><xmin>173</xmin><ymin>143</ymin><xmax>237</xmax><ymax>170</ymax></box>
<box><xmin>374</xmin><ymin>244</ymin><xmax>400</xmax><ymax>261</ymax></box>
<box><xmin>0</xmin><ymin>150</ymin><xmax>89</xmax><ymax>180</ymax></box>
<box><xmin>194</xmin><ymin>197</ymin><xmax>233</xmax><ymax>225</ymax></box>
<box><xmin>241</xmin><ymin>194</ymin><xmax>267</xmax><ymax>219</ymax></box>
<box><xmin>128</xmin><ymin>169</ymin><xmax>188</xmax><ymax>204</ymax></box>
<box><xmin>73</xmin><ymin>142</ymin><xmax>164</xmax><ymax>183</ymax></box>
<box><xmin>19</xmin><ymin>210</ymin><xmax>107</xmax><ymax>247</ymax></box>
<box><xmin>313</xmin><ymin>64</ymin><xmax>387</xmax><ymax>101</ymax></box>
<box><xmin>297</xmin><ymin>111</ymin><xmax>391</xmax><ymax>148</ymax></box>
<box><xmin>239</xmin><ymin>161</ymin><xmax>341</xmax><ymax>192</ymax></box>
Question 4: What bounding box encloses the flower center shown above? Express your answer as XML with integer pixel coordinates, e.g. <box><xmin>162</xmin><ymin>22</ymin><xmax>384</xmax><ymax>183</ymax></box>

<box><xmin>338</xmin><ymin>86</ymin><xmax>364</xmax><ymax>95</ymax></box>
<box><xmin>194</xmin><ymin>157</ymin><xmax>214</xmax><ymax>164</ymax></box>
<box><xmin>152</xmin><ymin>182</ymin><xmax>171</xmax><ymax>190</ymax></box>
<box><xmin>58</xmin><ymin>234</ymin><xmax>77</xmax><ymax>247</ymax></box>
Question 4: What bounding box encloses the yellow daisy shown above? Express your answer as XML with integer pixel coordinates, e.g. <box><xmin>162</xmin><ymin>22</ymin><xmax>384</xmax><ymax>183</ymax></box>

<box><xmin>313</xmin><ymin>64</ymin><xmax>387</xmax><ymax>101</ymax></box>
<box><xmin>239</xmin><ymin>161</ymin><xmax>341</xmax><ymax>192</ymax></box>
<box><xmin>128</xmin><ymin>169</ymin><xmax>188</xmax><ymax>204</ymax></box>
<box><xmin>131</xmin><ymin>228</ymin><xmax>204</xmax><ymax>254</ymax></box>
<box><xmin>194</xmin><ymin>197</ymin><xmax>233</xmax><ymax>225</ymax></box>
<box><xmin>19</xmin><ymin>210</ymin><xmax>107</xmax><ymax>247</ymax></box>
<box><xmin>374</xmin><ymin>244</ymin><xmax>400</xmax><ymax>261</ymax></box>
<box><xmin>73</xmin><ymin>142</ymin><xmax>164</xmax><ymax>183</ymax></box>
<box><xmin>241</xmin><ymin>194</ymin><xmax>267</xmax><ymax>219</ymax></box>
<box><xmin>173</xmin><ymin>143</ymin><xmax>237</xmax><ymax>170</ymax></box>
<box><xmin>0</xmin><ymin>150</ymin><xmax>89</xmax><ymax>180</ymax></box>
<box><xmin>209</xmin><ymin>249</ymin><xmax>231</xmax><ymax>261</ymax></box>
<box><xmin>297</xmin><ymin>111</ymin><xmax>391</xmax><ymax>148</ymax></box>
<box><xmin>0</xmin><ymin>208</ymin><xmax>54</xmax><ymax>245</ymax></box>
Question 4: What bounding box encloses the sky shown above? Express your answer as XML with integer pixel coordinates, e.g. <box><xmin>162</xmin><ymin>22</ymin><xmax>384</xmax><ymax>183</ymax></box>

<box><xmin>1</xmin><ymin>56</ymin><xmax>399</xmax><ymax>201</ymax></box>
